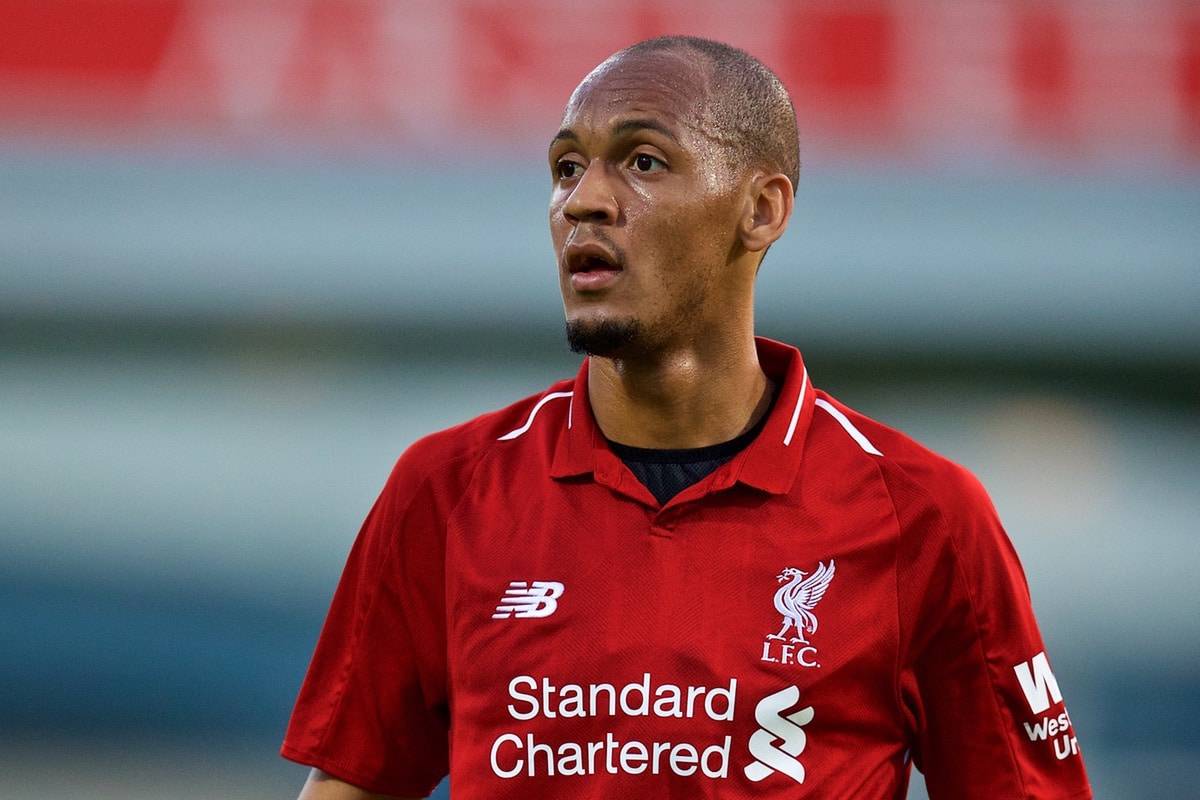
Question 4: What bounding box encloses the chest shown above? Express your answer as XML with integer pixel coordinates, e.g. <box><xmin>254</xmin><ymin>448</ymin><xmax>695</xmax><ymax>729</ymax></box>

<box><xmin>446</xmin><ymin>473</ymin><xmax>902</xmax><ymax>713</ymax></box>
<box><xmin>440</xmin><ymin>473</ymin><xmax>913</xmax><ymax>796</ymax></box>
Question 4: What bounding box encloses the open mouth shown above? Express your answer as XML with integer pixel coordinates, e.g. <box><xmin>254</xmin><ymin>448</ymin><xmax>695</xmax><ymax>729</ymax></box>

<box><xmin>566</xmin><ymin>244</ymin><xmax>622</xmax><ymax>274</ymax></box>
<box><xmin>565</xmin><ymin>242</ymin><xmax>623</xmax><ymax>291</ymax></box>
<box><xmin>573</xmin><ymin>254</ymin><xmax>618</xmax><ymax>273</ymax></box>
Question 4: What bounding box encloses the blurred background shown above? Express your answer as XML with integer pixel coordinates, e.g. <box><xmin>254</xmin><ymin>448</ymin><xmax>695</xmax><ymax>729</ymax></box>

<box><xmin>1</xmin><ymin>1</ymin><xmax>1197</xmax><ymax>797</ymax></box>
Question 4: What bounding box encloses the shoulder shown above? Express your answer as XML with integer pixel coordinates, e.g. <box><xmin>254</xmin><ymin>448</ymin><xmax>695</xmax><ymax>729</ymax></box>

<box><xmin>385</xmin><ymin>375</ymin><xmax>576</xmax><ymax>497</ymax></box>
<box><xmin>809</xmin><ymin>389</ymin><xmax>998</xmax><ymax>532</ymax></box>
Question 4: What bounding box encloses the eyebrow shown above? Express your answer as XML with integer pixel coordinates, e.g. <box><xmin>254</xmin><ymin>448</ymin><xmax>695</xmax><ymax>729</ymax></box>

<box><xmin>550</xmin><ymin>117</ymin><xmax>682</xmax><ymax>150</ymax></box>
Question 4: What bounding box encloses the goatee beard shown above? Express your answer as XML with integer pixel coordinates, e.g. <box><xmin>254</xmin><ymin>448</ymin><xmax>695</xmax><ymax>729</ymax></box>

<box><xmin>565</xmin><ymin>318</ymin><xmax>643</xmax><ymax>357</ymax></box>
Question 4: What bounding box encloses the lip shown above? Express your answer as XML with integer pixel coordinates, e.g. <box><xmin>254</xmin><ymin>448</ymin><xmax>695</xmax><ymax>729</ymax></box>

<box><xmin>563</xmin><ymin>240</ymin><xmax>623</xmax><ymax>293</ymax></box>
<box><xmin>570</xmin><ymin>268</ymin><xmax>622</xmax><ymax>291</ymax></box>
<box><xmin>563</xmin><ymin>241</ymin><xmax>622</xmax><ymax>274</ymax></box>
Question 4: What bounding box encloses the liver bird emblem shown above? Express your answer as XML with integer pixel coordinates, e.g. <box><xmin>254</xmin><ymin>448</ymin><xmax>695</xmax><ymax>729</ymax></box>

<box><xmin>768</xmin><ymin>560</ymin><xmax>836</xmax><ymax>644</ymax></box>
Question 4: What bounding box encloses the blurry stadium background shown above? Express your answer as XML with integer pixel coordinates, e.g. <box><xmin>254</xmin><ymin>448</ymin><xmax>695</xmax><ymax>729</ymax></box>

<box><xmin>2</xmin><ymin>1</ymin><xmax>1198</xmax><ymax>797</ymax></box>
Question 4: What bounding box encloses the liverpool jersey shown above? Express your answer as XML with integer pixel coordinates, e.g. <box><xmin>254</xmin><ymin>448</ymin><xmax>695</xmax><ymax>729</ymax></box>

<box><xmin>282</xmin><ymin>336</ymin><xmax>1092</xmax><ymax>799</ymax></box>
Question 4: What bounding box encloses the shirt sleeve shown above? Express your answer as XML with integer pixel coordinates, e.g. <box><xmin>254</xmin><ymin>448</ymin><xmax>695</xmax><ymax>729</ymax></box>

<box><xmin>889</xmin><ymin>460</ymin><xmax>1092</xmax><ymax>799</ymax></box>
<box><xmin>281</xmin><ymin>450</ymin><xmax>450</xmax><ymax>797</ymax></box>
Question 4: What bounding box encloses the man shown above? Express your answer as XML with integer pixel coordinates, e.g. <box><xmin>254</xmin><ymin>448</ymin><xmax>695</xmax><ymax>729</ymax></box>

<box><xmin>282</xmin><ymin>36</ymin><xmax>1092</xmax><ymax>799</ymax></box>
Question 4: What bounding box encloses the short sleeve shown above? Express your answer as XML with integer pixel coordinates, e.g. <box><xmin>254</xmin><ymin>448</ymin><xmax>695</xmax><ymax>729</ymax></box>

<box><xmin>281</xmin><ymin>451</ymin><xmax>450</xmax><ymax>797</ymax></box>
<box><xmin>890</xmin><ymin>461</ymin><xmax>1092</xmax><ymax>799</ymax></box>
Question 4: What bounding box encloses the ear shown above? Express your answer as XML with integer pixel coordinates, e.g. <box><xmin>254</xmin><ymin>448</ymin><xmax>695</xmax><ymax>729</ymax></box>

<box><xmin>738</xmin><ymin>172</ymin><xmax>794</xmax><ymax>253</ymax></box>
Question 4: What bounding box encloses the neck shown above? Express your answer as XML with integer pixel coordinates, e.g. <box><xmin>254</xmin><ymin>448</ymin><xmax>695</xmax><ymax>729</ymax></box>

<box><xmin>588</xmin><ymin>332</ymin><xmax>773</xmax><ymax>449</ymax></box>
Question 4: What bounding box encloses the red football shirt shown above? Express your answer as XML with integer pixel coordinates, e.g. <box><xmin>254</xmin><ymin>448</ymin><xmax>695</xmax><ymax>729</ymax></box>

<box><xmin>282</xmin><ymin>336</ymin><xmax>1092</xmax><ymax>799</ymax></box>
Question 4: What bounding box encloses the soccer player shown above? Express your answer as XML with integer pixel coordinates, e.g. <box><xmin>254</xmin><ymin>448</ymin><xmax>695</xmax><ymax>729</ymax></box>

<box><xmin>282</xmin><ymin>36</ymin><xmax>1093</xmax><ymax>799</ymax></box>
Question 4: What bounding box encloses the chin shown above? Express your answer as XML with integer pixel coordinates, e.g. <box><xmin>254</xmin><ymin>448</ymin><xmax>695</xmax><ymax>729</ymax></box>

<box><xmin>564</xmin><ymin>315</ymin><xmax>644</xmax><ymax>357</ymax></box>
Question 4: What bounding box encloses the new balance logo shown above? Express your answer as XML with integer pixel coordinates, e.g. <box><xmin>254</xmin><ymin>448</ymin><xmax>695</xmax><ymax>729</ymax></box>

<box><xmin>743</xmin><ymin>685</ymin><xmax>814</xmax><ymax>784</ymax></box>
<box><xmin>1014</xmin><ymin>651</ymin><xmax>1063</xmax><ymax>714</ymax></box>
<box><xmin>492</xmin><ymin>581</ymin><xmax>565</xmax><ymax>619</ymax></box>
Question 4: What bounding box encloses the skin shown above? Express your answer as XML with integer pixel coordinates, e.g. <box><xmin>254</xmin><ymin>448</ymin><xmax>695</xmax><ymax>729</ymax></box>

<box><xmin>291</xmin><ymin>46</ymin><xmax>794</xmax><ymax>800</ymax></box>
<box><xmin>296</xmin><ymin>769</ymin><xmax>419</xmax><ymax>799</ymax></box>
<box><xmin>550</xmin><ymin>47</ymin><xmax>793</xmax><ymax>448</ymax></box>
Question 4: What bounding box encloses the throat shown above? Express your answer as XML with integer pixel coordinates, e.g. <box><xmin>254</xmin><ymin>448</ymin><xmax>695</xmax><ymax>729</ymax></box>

<box><xmin>589</xmin><ymin>352</ymin><xmax>776</xmax><ymax>450</ymax></box>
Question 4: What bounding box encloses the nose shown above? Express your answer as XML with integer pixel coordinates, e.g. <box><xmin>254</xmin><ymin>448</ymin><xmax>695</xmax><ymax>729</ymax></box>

<box><xmin>562</xmin><ymin>163</ymin><xmax>618</xmax><ymax>226</ymax></box>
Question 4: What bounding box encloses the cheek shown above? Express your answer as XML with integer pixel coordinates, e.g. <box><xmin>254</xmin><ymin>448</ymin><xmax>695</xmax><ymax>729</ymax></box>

<box><xmin>641</xmin><ymin>205</ymin><xmax>732</xmax><ymax>316</ymax></box>
<box><xmin>637</xmin><ymin>198</ymin><xmax>726</xmax><ymax>270</ymax></box>
<box><xmin>629</xmin><ymin>220</ymin><xmax>706</xmax><ymax>311</ymax></box>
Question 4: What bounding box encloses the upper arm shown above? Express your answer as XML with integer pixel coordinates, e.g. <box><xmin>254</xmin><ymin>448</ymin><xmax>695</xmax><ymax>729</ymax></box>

<box><xmin>281</xmin><ymin>451</ymin><xmax>453</xmax><ymax>795</ymax></box>
<box><xmin>297</xmin><ymin>768</ymin><xmax>425</xmax><ymax>800</ymax></box>
<box><xmin>891</xmin><ymin>462</ymin><xmax>1092</xmax><ymax>798</ymax></box>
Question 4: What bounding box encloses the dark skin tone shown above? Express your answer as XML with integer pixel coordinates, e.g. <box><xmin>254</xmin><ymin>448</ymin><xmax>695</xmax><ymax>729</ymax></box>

<box><xmin>293</xmin><ymin>47</ymin><xmax>796</xmax><ymax>800</ymax></box>
<box><xmin>550</xmin><ymin>48</ymin><xmax>793</xmax><ymax>449</ymax></box>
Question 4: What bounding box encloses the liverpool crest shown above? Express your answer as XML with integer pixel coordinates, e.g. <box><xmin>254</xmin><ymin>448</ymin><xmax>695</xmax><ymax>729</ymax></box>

<box><xmin>761</xmin><ymin>560</ymin><xmax>835</xmax><ymax>668</ymax></box>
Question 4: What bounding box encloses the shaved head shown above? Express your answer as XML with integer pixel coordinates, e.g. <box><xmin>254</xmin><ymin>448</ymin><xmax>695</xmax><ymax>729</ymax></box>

<box><xmin>602</xmin><ymin>36</ymin><xmax>800</xmax><ymax>192</ymax></box>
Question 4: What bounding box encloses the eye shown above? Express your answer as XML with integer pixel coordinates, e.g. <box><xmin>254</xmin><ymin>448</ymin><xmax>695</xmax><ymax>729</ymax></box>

<box><xmin>556</xmin><ymin>159</ymin><xmax>582</xmax><ymax>180</ymax></box>
<box><xmin>631</xmin><ymin>153</ymin><xmax>666</xmax><ymax>173</ymax></box>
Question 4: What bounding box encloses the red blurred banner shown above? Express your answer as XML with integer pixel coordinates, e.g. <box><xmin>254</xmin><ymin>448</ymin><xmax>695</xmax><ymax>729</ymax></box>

<box><xmin>1</xmin><ymin>0</ymin><xmax>1197</xmax><ymax>160</ymax></box>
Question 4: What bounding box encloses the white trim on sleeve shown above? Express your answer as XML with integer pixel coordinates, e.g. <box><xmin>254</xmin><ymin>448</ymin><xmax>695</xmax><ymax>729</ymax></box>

<box><xmin>814</xmin><ymin>398</ymin><xmax>883</xmax><ymax>456</ymax></box>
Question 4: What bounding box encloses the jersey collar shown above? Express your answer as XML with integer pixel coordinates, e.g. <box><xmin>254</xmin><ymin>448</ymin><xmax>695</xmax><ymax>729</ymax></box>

<box><xmin>549</xmin><ymin>336</ymin><xmax>815</xmax><ymax>497</ymax></box>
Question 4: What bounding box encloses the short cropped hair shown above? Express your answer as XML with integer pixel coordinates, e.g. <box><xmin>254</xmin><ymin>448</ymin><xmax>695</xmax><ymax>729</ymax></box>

<box><xmin>617</xmin><ymin>36</ymin><xmax>800</xmax><ymax>193</ymax></box>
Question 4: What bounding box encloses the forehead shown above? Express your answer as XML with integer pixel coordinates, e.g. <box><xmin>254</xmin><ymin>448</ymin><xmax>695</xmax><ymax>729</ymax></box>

<box><xmin>560</xmin><ymin>49</ymin><xmax>711</xmax><ymax>137</ymax></box>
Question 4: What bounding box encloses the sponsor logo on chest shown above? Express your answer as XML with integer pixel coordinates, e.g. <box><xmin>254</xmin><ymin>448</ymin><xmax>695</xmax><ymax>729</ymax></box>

<box><xmin>491</xmin><ymin>674</ymin><xmax>815</xmax><ymax>786</ymax></box>
<box><xmin>480</xmin><ymin>560</ymin><xmax>841</xmax><ymax>787</ymax></box>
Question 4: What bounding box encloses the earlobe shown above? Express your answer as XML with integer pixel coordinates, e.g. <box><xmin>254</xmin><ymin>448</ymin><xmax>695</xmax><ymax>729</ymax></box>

<box><xmin>741</xmin><ymin>174</ymin><xmax>793</xmax><ymax>253</ymax></box>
